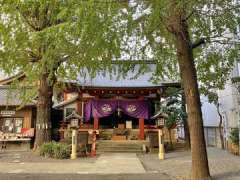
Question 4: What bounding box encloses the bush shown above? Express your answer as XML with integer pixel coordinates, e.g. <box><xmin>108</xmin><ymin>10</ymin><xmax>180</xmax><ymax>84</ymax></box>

<box><xmin>229</xmin><ymin>128</ymin><xmax>239</xmax><ymax>146</ymax></box>
<box><xmin>39</xmin><ymin>142</ymin><xmax>71</xmax><ymax>159</ymax></box>
<box><xmin>165</xmin><ymin>142</ymin><xmax>175</xmax><ymax>152</ymax></box>
<box><xmin>39</xmin><ymin>142</ymin><xmax>54</xmax><ymax>158</ymax></box>
<box><xmin>52</xmin><ymin>143</ymin><xmax>71</xmax><ymax>159</ymax></box>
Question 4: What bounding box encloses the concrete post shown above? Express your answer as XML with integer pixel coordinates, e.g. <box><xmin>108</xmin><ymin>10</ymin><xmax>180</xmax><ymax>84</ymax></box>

<box><xmin>158</xmin><ymin>129</ymin><xmax>165</xmax><ymax>160</ymax></box>
<box><xmin>71</xmin><ymin>129</ymin><xmax>78</xmax><ymax>159</ymax></box>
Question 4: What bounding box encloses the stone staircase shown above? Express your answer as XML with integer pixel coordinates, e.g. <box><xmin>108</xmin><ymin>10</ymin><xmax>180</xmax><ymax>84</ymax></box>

<box><xmin>96</xmin><ymin>140</ymin><xmax>148</xmax><ymax>153</ymax></box>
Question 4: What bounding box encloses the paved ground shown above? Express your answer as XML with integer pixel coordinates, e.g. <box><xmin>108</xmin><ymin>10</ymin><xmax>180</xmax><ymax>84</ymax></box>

<box><xmin>0</xmin><ymin>148</ymin><xmax>240</xmax><ymax>180</ymax></box>
<box><xmin>0</xmin><ymin>153</ymin><xmax>145</xmax><ymax>174</ymax></box>
<box><xmin>0</xmin><ymin>173</ymin><xmax>171</xmax><ymax>180</ymax></box>
<box><xmin>138</xmin><ymin>147</ymin><xmax>240</xmax><ymax>180</ymax></box>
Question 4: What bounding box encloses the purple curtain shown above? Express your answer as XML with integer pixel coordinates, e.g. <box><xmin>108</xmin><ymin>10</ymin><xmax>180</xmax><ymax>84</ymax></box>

<box><xmin>92</xmin><ymin>100</ymin><xmax>117</xmax><ymax>119</ymax></box>
<box><xmin>119</xmin><ymin>100</ymin><xmax>149</xmax><ymax>119</ymax></box>
<box><xmin>84</xmin><ymin>100</ymin><xmax>92</xmax><ymax>121</ymax></box>
<box><xmin>84</xmin><ymin>99</ymin><xmax>149</xmax><ymax>121</ymax></box>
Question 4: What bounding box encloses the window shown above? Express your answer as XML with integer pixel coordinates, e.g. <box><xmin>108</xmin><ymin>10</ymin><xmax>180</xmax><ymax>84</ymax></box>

<box><xmin>15</xmin><ymin>118</ymin><xmax>23</xmax><ymax>133</ymax></box>
<box><xmin>0</xmin><ymin>118</ymin><xmax>23</xmax><ymax>133</ymax></box>
<box><xmin>65</xmin><ymin>108</ymin><xmax>75</xmax><ymax>117</ymax></box>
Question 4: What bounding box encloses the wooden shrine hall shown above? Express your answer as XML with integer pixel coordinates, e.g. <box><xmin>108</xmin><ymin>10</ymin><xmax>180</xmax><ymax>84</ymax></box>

<box><xmin>54</xmin><ymin>66</ymin><xmax>180</xmax><ymax>144</ymax></box>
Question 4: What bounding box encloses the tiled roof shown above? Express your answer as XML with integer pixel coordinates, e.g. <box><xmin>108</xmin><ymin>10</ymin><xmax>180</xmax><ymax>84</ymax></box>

<box><xmin>0</xmin><ymin>86</ymin><xmax>35</xmax><ymax>106</ymax></box>
<box><xmin>75</xmin><ymin>64</ymin><xmax>179</xmax><ymax>88</ymax></box>
<box><xmin>53</xmin><ymin>96</ymin><xmax>78</xmax><ymax>109</ymax></box>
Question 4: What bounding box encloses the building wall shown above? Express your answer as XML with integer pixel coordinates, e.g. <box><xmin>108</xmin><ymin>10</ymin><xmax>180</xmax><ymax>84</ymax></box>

<box><xmin>198</xmin><ymin>61</ymin><xmax>240</xmax><ymax>142</ymax></box>
<box><xmin>218</xmin><ymin>75</ymin><xmax>239</xmax><ymax>141</ymax></box>
<box><xmin>201</xmin><ymin>96</ymin><xmax>220</xmax><ymax>127</ymax></box>
<box><xmin>204</xmin><ymin>127</ymin><xmax>225</xmax><ymax>148</ymax></box>
<box><xmin>0</xmin><ymin>106</ymin><xmax>34</xmax><ymax>130</ymax></box>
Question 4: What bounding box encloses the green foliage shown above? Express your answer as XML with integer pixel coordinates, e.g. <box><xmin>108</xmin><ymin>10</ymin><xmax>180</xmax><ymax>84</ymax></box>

<box><xmin>229</xmin><ymin>128</ymin><xmax>239</xmax><ymax>146</ymax></box>
<box><xmin>232</xmin><ymin>77</ymin><xmax>240</xmax><ymax>84</ymax></box>
<box><xmin>159</xmin><ymin>87</ymin><xmax>185</xmax><ymax>129</ymax></box>
<box><xmin>0</xmin><ymin>1</ymin><xmax>239</xmax><ymax>105</ymax></box>
<box><xmin>205</xmin><ymin>91</ymin><xmax>218</xmax><ymax>105</ymax></box>
<box><xmin>39</xmin><ymin>142</ymin><xmax>54</xmax><ymax>158</ymax></box>
<box><xmin>39</xmin><ymin>141</ymin><xmax>71</xmax><ymax>159</ymax></box>
<box><xmin>122</xmin><ymin>0</ymin><xmax>240</xmax><ymax>89</ymax></box>
<box><xmin>165</xmin><ymin>142</ymin><xmax>175</xmax><ymax>152</ymax></box>
<box><xmin>0</xmin><ymin>0</ymin><xmax>125</xmax><ymax>102</ymax></box>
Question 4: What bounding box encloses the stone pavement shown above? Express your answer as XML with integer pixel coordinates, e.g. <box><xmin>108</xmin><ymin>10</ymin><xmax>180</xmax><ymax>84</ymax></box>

<box><xmin>138</xmin><ymin>147</ymin><xmax>240</xmax><ymax>180</ymax></box>
<box><xmin>0</xmin><ymin>173</ymin><xmax>171</xmax><ymax>180</ymax></box>
<box><xmin>0</xmin><ymin>148</ymin><xmax>239</xmax><ymax>180</ymax></box>
<box><xmin>0</xmin><ymin>153</ymin><xmax>145</xmax><ymax>174</ymax></box>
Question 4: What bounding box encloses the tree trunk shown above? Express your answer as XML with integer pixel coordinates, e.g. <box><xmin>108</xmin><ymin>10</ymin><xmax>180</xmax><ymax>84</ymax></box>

<box><xmin>182</xmin><ymin>93</ymin><xmax>191</xmax><ymax>149</ymax></box>
<box><xmin>34</xmin><ymin>72</ymin><xmax>53</xmax><ymax>149</ymax></box>
<box><xmin>217</xmin><ymin>103</ymin><xmax>225</xmax><ymax>149</ymax></box>
<box><xmin>169</xmin><ymin>5</ymin><xmax>211</xmax><ymax>180</ymax></box>
<box><xmin>168</xmin><ymin>128</ymin><xmax>173</xmax><ymax>146</ymax></box>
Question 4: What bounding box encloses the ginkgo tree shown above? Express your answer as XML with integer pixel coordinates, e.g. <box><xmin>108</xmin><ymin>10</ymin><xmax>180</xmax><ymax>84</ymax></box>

<box><xmin>118</xmin><ymin>1</ymin><xmax>240</xmax><ymax>180</ymax></box>
<box><xmin>0</xmin><ymin>0</ymin><xmax>125</xmax><ymax>148</ymax></box>
<box><xmin>0</xmin><ymin>1</ymin><xmax>239</xmax><ymax>180</ymax></box>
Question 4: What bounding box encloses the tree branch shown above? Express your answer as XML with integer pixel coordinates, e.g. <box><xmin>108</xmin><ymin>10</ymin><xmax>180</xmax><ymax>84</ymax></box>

<box><xmin>186</xmin><ymin>10</ymin><xmax>194</xmax><ymax>21</ymax></box>
<box><xmin>52</xmin><ymin>55</ymin><xmax>70</xmax><ymax>72</ymax></box>
<box><xmin>25</xmin><ymin>49</ymin><xmax>42</xmax><ymax>63</ymax></box>
<box><xmin>191</xmin><ymin>38</ymin><xmax>206</xmax><ymax>49</ymax></box>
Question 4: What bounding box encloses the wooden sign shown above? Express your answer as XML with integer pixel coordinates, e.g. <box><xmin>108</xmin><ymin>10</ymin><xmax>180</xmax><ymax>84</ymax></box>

<box><xmin>0</xmin><ymin>110</ymin><xmax>15</xmax><ymax>116</ymax></box>
<box><xmin>126</xmin><ymin>121</ymin><xmax>132</xmax><ymax>129</ymax></box>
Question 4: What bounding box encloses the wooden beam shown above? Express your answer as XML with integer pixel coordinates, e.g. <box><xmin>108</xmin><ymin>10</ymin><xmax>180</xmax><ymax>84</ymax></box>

<box><xmin>139</xmin><ymin>118</ymin><xmax>145</xmax><ymax>140</ymax></box>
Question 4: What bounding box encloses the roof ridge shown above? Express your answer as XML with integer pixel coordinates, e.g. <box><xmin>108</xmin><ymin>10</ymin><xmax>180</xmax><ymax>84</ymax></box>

<box><xmin>0</xmin><ymin>72</ymin><xmax>25</xmax><ymax>85</ymax></box>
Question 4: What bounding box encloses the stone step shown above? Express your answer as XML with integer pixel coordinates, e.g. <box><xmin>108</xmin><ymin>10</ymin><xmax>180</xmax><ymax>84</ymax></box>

<box><xmin>97</xmin><ymin>140</ymin><xmax>146</xmax><ymax>153</ymax></box>
<box><xmin>97</xmin><ymin>144</ymin><xmax>143</xmax><ymax>148</ymax></box>
<box><xmin>97</xmin><ymin>149</ymin><xmax>143</xmax><ymax>153</ymax></box>
<box><xmin>97</xmin><ymin>146</ymin><xmax>142</xmax><ymax>150</ymax></box>
<box><xmin>174</xmin><ymin>143</ymin><xmax>186</xmax><ymax>148</ymax></box>
<box><xmin>97</xmin><ymin>145</ymin><xmax>143</xmax><ymax>150</ymax></box>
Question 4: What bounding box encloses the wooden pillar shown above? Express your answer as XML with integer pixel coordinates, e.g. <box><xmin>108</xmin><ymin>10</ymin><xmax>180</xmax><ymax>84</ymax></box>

<box><xmin>139</xmin><ymin>118</ymin><xmax>145</xmax><ymax>140</ymax></box>
<box><xmin>63</xmin><ymin>92</ymin><xmax>68</xmax><ymax>101</ymax></box>
<box><xmin>90</xmin><ymin>131</ymin><xmax>97</xmax><ymax>157</ymax></box>
<box><xmin>93</xmin><ymin>117</ymin><xmax>99</xmax><ymax>129</ymax></box>
<box><xmin>76</xmin><ymin>101</ymin><xmax>82</xmax><ymax>115</ymax></box>
<box><xmin>76</xmin><ymin>93</ymin><xmax>83</xmax><ymax>115</ymax></box>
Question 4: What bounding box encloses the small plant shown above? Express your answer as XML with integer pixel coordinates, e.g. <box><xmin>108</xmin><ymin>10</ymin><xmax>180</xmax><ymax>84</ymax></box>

<box><xmin>39</xmin><ymin>142</ymin><xmax>54</xmax><ymax>158</ymax></box>
<box><xmin>39</xmin><ymin>142</ymin><xmax>71</xmax><ymax>159</ymax></box>
<box><xmin>53</xmin><ymin>143</ymin><xmax>71</xmax><ymax>159</ymax></box>
<box><xmin>229</xmin><ymin>128</ymin><xmax>239</xmax><ymax>146</ymax></box>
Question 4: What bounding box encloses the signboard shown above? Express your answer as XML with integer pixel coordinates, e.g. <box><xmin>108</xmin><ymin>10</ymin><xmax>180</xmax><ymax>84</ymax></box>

<box><xmin>21</xmin><ymin>128</ymin><xmax>35</xmax><ymax>137</ymax></box>
<box><xmin>0</xmin><ymin>110</ymin><xmax>15</xmax><ymax>116</ymax></box>
<box><xmin>126</xmin><ymin>121</ymin><xmax>132</xmax><ymax>129</ymax></box>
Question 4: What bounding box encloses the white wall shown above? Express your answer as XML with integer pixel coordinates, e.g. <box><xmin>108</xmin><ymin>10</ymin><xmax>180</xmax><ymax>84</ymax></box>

<box><xmin>218</xmin><ymin>80</ymin><xmax>239</xmax><ymax>129</ymax></box>
<box><xmin>0</xmin><ymin>71</ymin><xmax>5</xmax><ymax>80</ymax></box>
<box><xmin>201</xmin><ymin>96</ymin><xmax>219</xmax><ymax>127</ymax></box>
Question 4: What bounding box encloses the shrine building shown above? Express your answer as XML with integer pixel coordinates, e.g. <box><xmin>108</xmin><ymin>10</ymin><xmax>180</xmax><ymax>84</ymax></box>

<box><xmin>54</xmin><ymin>66</ymin><xmax>180</xmax><ymax>151</ymax></box>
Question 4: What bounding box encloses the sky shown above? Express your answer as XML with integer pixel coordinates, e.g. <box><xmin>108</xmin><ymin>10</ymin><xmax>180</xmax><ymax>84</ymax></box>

<box><xmin>0</xmin><ymin>71</ymin><xmax>6</xmax><ymax>80</ymax></box>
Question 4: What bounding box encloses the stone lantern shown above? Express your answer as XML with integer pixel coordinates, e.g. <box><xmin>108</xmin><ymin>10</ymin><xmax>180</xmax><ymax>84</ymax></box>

<box><xmin>151</xmin><ymin>112</ymin><xmax>168</xmax><ymax>160</ymax></box>
<box><xmin>64</xmin><ymin>110</ymin><xmax>82</xmax><ymax>159</ymax></box>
